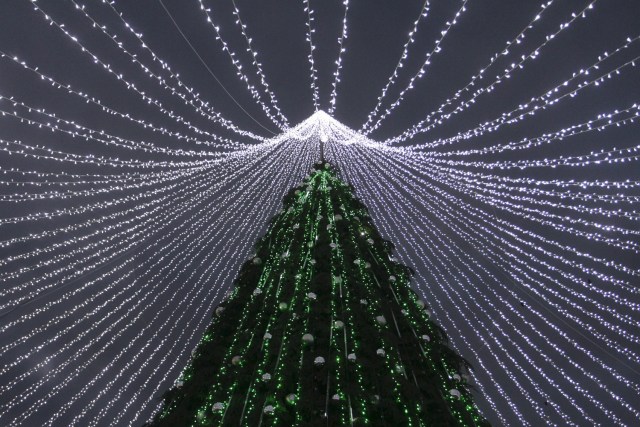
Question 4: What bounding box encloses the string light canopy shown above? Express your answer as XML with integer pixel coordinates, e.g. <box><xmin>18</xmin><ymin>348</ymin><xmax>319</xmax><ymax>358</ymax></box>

<box><xmin>0</xmin><ymin>1</ymin><xmax>638</xmax><ymax>426</ymax></box>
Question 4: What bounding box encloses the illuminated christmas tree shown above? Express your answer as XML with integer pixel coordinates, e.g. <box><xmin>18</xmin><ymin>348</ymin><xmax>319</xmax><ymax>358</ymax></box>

<box><xmin>149</xmin><ymin>162</ymin><xmax>489</xmax><ymax>426</ymax></box>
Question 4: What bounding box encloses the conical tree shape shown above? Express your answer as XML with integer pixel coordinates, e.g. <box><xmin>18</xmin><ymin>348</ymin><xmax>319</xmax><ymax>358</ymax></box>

<box><xmin>149</xmin><ymin>163</ymin><xmax>489</xmax><ymax>426</ymax></box>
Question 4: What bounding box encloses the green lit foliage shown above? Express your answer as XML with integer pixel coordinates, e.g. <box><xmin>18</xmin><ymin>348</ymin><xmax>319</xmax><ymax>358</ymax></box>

<box><xmin>147</xmin><ymin>163</ymin><xmax>489</xmax><ymax>426</ymax></box>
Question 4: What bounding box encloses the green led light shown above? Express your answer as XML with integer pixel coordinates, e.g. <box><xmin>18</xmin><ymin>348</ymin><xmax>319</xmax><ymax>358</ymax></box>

<box><xmin>149</xmin><ymin>163</ymin><xmax>489</xmax><ymax>426</ymax></box>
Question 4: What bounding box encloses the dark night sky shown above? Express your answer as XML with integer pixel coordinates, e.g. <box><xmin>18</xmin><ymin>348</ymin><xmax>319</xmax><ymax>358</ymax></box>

<box><xmin>0</xmin><ymin>0</ymin><xmax>639</xmax><ymax>425</ymax></box>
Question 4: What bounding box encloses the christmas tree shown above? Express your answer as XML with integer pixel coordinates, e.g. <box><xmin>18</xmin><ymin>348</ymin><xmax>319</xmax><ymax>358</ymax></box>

<box><xmin>149</xmin><ymin>162</ymin><xmax>489</xmax><ymax>426</ymax></box>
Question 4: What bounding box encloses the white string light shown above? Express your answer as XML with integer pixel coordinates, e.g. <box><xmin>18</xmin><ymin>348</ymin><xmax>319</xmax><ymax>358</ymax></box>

<box><xmin>361</xmin><ymin>0</ymin><xmax>470</xmax><ymax>134</ymax></box>
<box><xmin>358</xmin><ymin>0</ymin><xmax>431</xmax><ymax>129</ymax></box>
<box><xmin>327</xmin><ymin>0</ymin><xmax>351</xmax><ymax>115</ymax></box>
<box><xmin>196</xmin><ymin>0</ymin><xmax>289</xmax><ymax>129</ymax></box>
<box><xmin>302</xmin><ymin>0</ymin><xmax>320</xmax><ymax>111</ymax></box>
<box><xmin>30</xmin><ymin>0</ymin><xmax>268</xmax><ymax>141</ymax></box>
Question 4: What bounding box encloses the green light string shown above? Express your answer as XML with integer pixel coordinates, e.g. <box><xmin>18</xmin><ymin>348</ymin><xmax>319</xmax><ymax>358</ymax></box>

<box><xmin>149</xmin><ymin>163</ymin><xmax>489</xmax><ymax>426</ymax></box>
<box><xmin>334</xmin><ymin>170</ymin><xmax>486</xmax><ymax>425</ymax></box>
<box><xmin>218</xmin><ymin>192</ymin><xmax>310</xmax><ymax>423</ymax></box>
<box><xmin>333</xmin><ymin>179</ymin><xmax>413</xmax><ymax>425</ymax></box>
<box><xmin>260</xmin><ymin>177</ymin><xmax>321</xmax><ymax>425</ymax></box>
<box><xmin>321</xmin><ymin>172</ymin><xmax>348</xmax><ymax>425</ymax></box>
<box><xmin>153</xmin><ymin>150</ymin><xmax>306</xmax><ymax>423</ymax></box>
<box><xmin>191</xmin><ymin>197</ymin><xmax>303</xmax><ymax>424</ymax></box>
<box><xmin>325</xmin><ymin>170</ymin><xmax>369</xmax><ymax>425</ymax></box>
<box><xmin>288</xmin><ymin>182</ymin><xmax>322</xmax><ymax>424</ymax></box>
